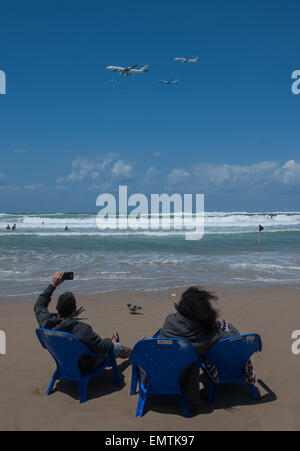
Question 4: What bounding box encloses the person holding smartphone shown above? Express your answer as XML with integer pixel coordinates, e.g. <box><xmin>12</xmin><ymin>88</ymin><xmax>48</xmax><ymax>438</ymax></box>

<box><xmin>34</xmin><ymin>271</ymin><xmax>131</xmax><ymax>374</ymax></box>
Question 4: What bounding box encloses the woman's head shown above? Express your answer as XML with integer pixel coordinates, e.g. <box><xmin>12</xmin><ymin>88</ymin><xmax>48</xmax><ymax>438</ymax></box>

<box><xmin>175</xmin><ymin>286</ymin><xmax>218</xmax><ymax>332</ymax></box>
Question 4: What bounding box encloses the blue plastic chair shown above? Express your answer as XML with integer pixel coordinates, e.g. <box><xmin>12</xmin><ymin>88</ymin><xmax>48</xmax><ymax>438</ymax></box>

<box><xmin>129</xmin><ymin>337</ymin><xmax>200</xmax><ymax>417</ymax></box>
<box><xmin>200</xmin><ymin>333</ymin><xmax>262</xmax><ymax>402</ymax></box>
<box><xmin>36</xmin><ymin>328</ymin><xmax>121</xmax><ymax>403</ymax></box>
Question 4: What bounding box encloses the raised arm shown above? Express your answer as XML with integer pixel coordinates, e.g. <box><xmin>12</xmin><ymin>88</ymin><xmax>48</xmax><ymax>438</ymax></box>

<box><xmin>34</xmin><ymin>271</ymin><xmax>64</xmax><ymax>329</ymax></box>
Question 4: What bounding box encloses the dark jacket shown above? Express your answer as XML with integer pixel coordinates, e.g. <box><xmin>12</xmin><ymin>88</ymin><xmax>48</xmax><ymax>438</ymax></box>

<box><xmin>34</xmin><ymin>284</ymin><xmax>114</xmax><ymax>373</ymax></box>
<box><xmin>159</xmin><ymin>311</ymin><xmax>239</xmax><ymax>355</ymax></box>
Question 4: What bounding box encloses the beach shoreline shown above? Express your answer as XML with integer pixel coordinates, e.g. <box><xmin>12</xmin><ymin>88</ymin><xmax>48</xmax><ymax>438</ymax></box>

<box><xmin>2</xmin><ymin>280</ymin><xmax>300</xmax><ymax>303</ymax></box>
<box><xmin>0</xmin><ymin>284</ymin><xmax>300</xmax><ymax>430</ymax></box>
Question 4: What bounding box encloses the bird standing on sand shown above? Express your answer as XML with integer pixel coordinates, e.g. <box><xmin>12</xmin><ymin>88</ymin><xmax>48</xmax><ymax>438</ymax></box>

<box><xmin>127</xmin><ymin>304</ymin><xmax>142</xmax><ymax>314</ymax></box>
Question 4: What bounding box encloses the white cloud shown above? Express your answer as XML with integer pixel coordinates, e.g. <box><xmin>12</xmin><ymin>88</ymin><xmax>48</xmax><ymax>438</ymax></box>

<box><xmin>167</xmin><ymin>168</ymin><xmax>190</xmax><ymax>186</ymax></box>
<box><xmin>166</xmin><ymin>160</ymin><xmax>300</xmax><ymax>192</ymax></box>
<box><xmin>0</xmin><ymin>184</ymin><xmax>19</xmax><ymax>191</ymax></box>
<box><xmin>0</xmin><ymin>183</ymin><xmax>44</xmax><ymax>191</ymax></box>
<box><xmin>112</xmin><ymin>160</ymin><xmax>133</xmax><ymax>181</ymax></box>
<box><xmin>274</xmin><ymin>160</ymin><xmax>300</xmax><ymax>185</ymax></box>
<box><xmin>87</xmin><ymin>181</ymin><xmax>112</xmax><ymax>192</ymax></box>
<box><xmin>62</xmin><ymin>156</ymin><xmax>98</xmax><ymax>182</ymax></box>
<box><xmin>143</xmin><ymin>166</ymin><xmax>159</xmax><ymax>185</ymax></box>
<box><xmin>72</xmin><ymin>157</ymin><xmax>96</xmax><ymax>171</ymax></box>
<box><xmin>57</xmin><ymin>152</ymin><xmax>118</xmax><ymax>183</ymax></box>
<box><xmin>97</xmin><ymin>152</ymin><xmax>118</xmax><ymax>170</ymax></box>
<box><xmin>23</xmin><ymin>183</ymin><xmax>44</xmax><ymax>190</ymax></box>
<box><xmin>191</xmin><ymin>161</ymin><xmax>278</xmax><ymax>189</ymax></box>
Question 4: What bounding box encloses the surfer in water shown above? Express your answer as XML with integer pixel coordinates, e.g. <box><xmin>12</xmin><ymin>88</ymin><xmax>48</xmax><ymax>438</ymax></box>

<box><xmin>65</xmin><ymin>225</ymin><xmax>69</xmax><ymax>231</ymax></box>
<box><xmin>5</xmin><ymin>224</ymin><xmax>10</xmax><ymax>230</ymax></box>
<box><xmin>12</xmin><ymin>224</ymin><xmax>16</xmax><ymax>231</ymax></box>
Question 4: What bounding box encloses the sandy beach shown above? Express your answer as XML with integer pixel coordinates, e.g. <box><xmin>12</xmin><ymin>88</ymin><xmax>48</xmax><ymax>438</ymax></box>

<box><xmin>0</xmin><ymin>285</ymin><xmax>299</xmax><ymax>431</ymax></box>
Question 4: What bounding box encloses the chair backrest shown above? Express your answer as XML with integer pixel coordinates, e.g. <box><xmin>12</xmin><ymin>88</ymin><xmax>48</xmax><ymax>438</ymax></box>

<box><xmin>129</xmin><ymin>338</ymin><xmax>199</xmax><ymax>393</ymax></box>
<box><xmin>201</xmin><ymin>333</ymin><xmax>262</xmax><ymax>383</ymax></box>
<box><xmin>36</xmin><ymin>328</ymin><xmax>95</xmax><ymax>379</ymax></box>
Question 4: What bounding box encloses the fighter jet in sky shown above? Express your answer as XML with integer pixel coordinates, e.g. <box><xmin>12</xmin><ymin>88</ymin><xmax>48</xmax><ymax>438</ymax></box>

<box><xmin>106</xmin><ymin>64</ymin><xmax>150</xmax><ymax>76</ymax></box>
<box><xmin>174</xmin><ymin>56</ymin><xmax>199</xmax><ymax>63</ymax></box>
<box><xmin>158</xmin><ymin>78</ymin><xmax>179</xmax><ymax>85</ymax></box>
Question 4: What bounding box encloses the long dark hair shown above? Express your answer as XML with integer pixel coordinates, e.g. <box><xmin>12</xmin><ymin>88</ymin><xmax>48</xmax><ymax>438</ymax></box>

<box><xmin>175</xmin><ymin>286</ymin><xmax>218</xmax><ymax>333</ymax></box>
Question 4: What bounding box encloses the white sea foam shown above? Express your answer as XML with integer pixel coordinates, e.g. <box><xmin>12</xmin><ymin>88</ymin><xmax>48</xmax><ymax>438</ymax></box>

<box><xmin>1</xmin><ymin>211</ymin><xmax>300</xmax><ymax>235</ymax></box>
<box><xmin>232</xmin><ymin>263</ymin><xmax>300</xmax><ymax>272</ymax></box>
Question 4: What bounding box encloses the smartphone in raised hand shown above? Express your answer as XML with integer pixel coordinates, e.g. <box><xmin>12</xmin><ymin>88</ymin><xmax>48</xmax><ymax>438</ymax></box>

<box><xmin>62</xmin><ymin>272</ymin><xmax>74</xmax><ymax>281</ymax></box>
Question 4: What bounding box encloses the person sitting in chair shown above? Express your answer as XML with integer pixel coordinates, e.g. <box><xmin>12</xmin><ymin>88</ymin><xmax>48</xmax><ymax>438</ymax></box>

<box><xmin>158</xmin><ymin>286</ymin><xmax>256</xmax><ymax>412</ymax></box>
<box><xmin>159</xmin><ymin>286</ymin><xmax>240</xmax><ymax>351</ymax></box>
<box><xmin>34</xmin><ymin>271</ymin><xmax>131</xmax><ymax>374</ymax></box>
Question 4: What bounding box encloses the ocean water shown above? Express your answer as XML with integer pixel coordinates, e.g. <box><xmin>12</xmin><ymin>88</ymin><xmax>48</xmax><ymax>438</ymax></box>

<box><xmin>1</xmin><ymin>212</ymin><xmax>300</xmax><ymax>298</ymax></box>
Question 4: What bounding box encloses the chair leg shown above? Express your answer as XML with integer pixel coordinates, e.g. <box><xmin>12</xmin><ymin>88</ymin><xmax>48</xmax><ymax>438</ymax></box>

<box><xmin>208</xmin><ymin>381</ymin><xmax>217</xmax><ymax>403</ymax></box>
<box><xmin>179</xmin><ymin>391</ymin><xmax>192</xmax><ymax>418</ymax></box>
<box><xmin>46</xmin><ymin>370</ymin><xmax>58</xmax><ymax>395</ymax></box>
<box><xmin>136</xmin><ymin>388</ymin><xmax>147</xmax><ymax>417</ymax></box>
<box><xmin>111</xmin><ymin>359</ymin><xmax>121</xmax><ymax>387</ymax></box>
<box><xmin>249</xmin><ymin>383</ymin><xmax>259</xmax><ymax>401</ymax></box>
<box><xmin>79</xmin><ymin>379</ymin><xmax>88</xmax><ymax>403</ymax></box>
<box><xmin>130</xmin><ymin>364</ymin><xmax>139</xmax><ymax>395</ymax></box>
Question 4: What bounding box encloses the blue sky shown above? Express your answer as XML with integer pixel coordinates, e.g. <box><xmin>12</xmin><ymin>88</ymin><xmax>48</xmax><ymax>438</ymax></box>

<box><xmin>0</xmin><ymin>0</ymin><xmax>300</xmax><ymax>212</ymax></box>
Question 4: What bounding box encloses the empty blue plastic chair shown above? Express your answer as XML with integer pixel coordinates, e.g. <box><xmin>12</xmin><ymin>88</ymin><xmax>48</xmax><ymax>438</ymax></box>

<box><xmin>200</xmin><ymin>333</ymin><xmax>262</xmax><ymax>402</ymax></box>
<box><xmin>129</xmin><ymin>337</ymin><xmax>200</xmax><ymax>417</ymax></box>
<box><xmin>36</xmin><ymin>328</ymin><xmax>121</xmax><ymax>403</ymax></box>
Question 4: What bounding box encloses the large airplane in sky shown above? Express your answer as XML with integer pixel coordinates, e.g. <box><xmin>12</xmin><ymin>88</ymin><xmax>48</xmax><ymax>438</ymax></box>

<box><xmin>158</xmin><ymin>78</ymin><xmax>179</xmax><ymax>85</ymax></box>
<box><xmin>106</xmin><ymin>64</ymin><xmax>150</xmax><ymax>76</ymax></box>
<box><xmin>174</xmin><ymin>56</ymin><xmax>199</xmax><ymax>63</ymax></box>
